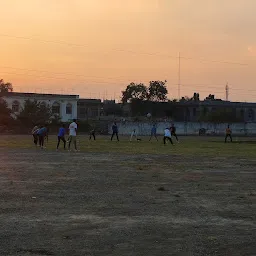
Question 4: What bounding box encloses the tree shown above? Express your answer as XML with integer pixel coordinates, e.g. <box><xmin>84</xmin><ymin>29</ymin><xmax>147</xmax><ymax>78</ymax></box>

<box><xmin>0</xmin><ymin>79</ymin><xmax>13</xmax><ymax>92</ymax></box>
<box><xmin>121</xmin><ymin>82</ymin><xmax>148</xmax><ymax>103</ymax></box>
<box><xmin>193</xmin><ymin>92</ymin><xmax>200</xmax><ymax>101</ymax></box>
<box><xmin>148</xmin><ymin>80</ymin><xmax>168</xmax><ymax>102</ymax></box>
<box><xmin>0</xmin><ymin>98</ymin><xmax>13</xmax><ymax>127</ymax></box>
<box><xmin>50</xmin><ymin>114</ymin><xmax>62</xmax><ymax>126</ymax></box>
<box><xmin>180</xmin><ymin>96</ymin><xmax>191</xmax><ymax>102</ymax></box>
<box><xmin>17</xmin><ymin>100</ymin><xmax>52</xmax><ymax>127</ymax></box>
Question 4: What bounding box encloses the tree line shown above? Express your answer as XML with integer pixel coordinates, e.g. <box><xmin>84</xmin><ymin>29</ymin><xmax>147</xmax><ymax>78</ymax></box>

<box><xmin>121</xmin><ymin>81</ymin><xmax>168</xmax><ymax>103</ymax></box>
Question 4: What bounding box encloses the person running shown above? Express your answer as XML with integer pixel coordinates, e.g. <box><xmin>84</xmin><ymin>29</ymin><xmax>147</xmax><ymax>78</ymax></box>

<box><xmin>130</xmin><ymin>129</ymin><xmax>137</xmax><ymax>141</ymax></box>
<box><xmin>149</xmin><ymin>124</ymin><xmax>158</xmax><ymax>141</ymax></box>
<box><xmin>57</xmin><ymin>124</ymin><xmax>66</xmax><ymax>150</ymax></box>
<box><xmin>130</xmin><ymin>129</ymin><xmax>142</xmax><ymax>141</ymax></box>
<box><xmin>111</xmin><ymin>122</ymin><xmax>119</xmax><ymax>141</ymax></box>
<box><xmin>32</xmin><ymin>125</ymin><xmax>39</xmax><ymax>146</ymax></box>
<box><xmin>163</xmin><ymin>127</ymin><xmax>174</xmax><ymax>145</ymax></box>
<box><xmin>68</xmin><ymin>119</ymin><xmax>78</xmax><ymax>151</ymax></box>
<box><xmin>89</xmin><ymin>128</ymin><xmax>96</xmax><ymax>141</ymax></box>
<box><xmin>37</xmin><ymin>125</ymin><xmax>47</xmax><ymax>149</ymax></box>
<box><xmin>170</xmin><ymin>123</ymin><xmax>179</xmax><ymax>142</ymax></box>
<box><xmin>225</xmin><ymin>125</ymin><xmax>232</xmax><ymax>143</ymax></box>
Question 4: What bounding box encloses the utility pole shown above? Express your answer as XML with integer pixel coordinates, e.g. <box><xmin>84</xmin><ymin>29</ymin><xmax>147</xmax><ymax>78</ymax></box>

<box><xmin>178</xmin><ymin>52</ymin><xmax>181</xmax><ymax>100</ymax></box>
<box><xmin>225</xmin><ymin>83</ymin><xmax>229</xmax><ymax>101</ymax></box>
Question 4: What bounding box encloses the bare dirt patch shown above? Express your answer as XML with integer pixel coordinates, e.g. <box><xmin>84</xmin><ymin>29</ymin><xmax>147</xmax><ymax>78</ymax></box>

<box><xmin>0</xmin><ymin>148</ymin><xmax>255</xmax><ymax>256</ymax></box>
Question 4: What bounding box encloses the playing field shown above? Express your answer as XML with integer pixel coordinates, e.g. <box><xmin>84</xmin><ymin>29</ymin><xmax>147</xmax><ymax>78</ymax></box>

<box><xmin>0</xmin><ymin>135</ymin><xmax>255</xmax><ymax>256</ymax></box>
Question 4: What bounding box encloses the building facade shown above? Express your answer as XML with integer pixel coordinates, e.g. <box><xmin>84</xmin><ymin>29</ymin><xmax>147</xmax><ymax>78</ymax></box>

<box><xmin>1</xmin><ymin>92</ymin><xmax>255</xmax><ymax>123</ymax></box>
<box><xmin>124</xmin><ymin>99</ymin><xmax>256</xmax><ymax>123</ymax></box>
<box><xmin>77</xmin><ymin>99</ymin><xmax>102</xmax><ymax>120</ymax></box>
<box><xmin>1</xmin><ymin>92</ymin><xmax>79</xmax><ymax>122</ymax></box>
<box><xmin>178</xmin><ymin>100</ymin><xmax>256</xmax><ymax>123</ymax></box>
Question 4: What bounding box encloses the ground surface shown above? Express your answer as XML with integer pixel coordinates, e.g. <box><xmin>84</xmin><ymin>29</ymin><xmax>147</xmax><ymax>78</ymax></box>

<box><xmin>0</xmin><ymin>135</ymin><xmax>256</xmax><ymax>256</ymax></box>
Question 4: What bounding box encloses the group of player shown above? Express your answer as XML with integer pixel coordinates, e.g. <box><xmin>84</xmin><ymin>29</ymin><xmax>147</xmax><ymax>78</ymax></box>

<box><xmin>31</xmin><ymin>120</ymin><xmax>233</xmax><ymax>151</ymax></box>
<box><xmin>110</xmin><ymin>123</ymin><xmax>233</xmax><ymax>144</ymax></box>
<box><xmin>129</xmin><ymin>123</ymin><xmax>179</xmax><ymax>145</ymax></box>
<box><xmin>31</xmin><ymin>119</ymin><xmax>78</xmax><ymax>151</ymax></box>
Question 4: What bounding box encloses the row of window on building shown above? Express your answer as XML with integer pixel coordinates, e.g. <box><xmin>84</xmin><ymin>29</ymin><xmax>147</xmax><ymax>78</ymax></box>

<box><xmin>11</xmin><ymin>101</ymin><xmax>73</xmax><ymax>115</ymax></box>
<box><xmin>186</xmin><ymin>107</ymin><xmax>255</xmax><ymax>121</ymax></box>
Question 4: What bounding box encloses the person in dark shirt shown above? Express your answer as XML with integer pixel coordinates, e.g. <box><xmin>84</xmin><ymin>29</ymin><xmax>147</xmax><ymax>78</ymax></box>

<box><xmin>37</xmin><ymin>125</ymin><xmax>47</xmax><ymax>149</ymax></box>
<box><xmin>57</xmin><ymin>124</ymin><xmax>66</xmax><ymax>150</ymax></box>
<box><xmin>170</xmin><ymin>123</ymin><xmax>179</xmax><ymax>142</ymax></box>
<box><xmin>149</xmin><ymin>124</ymin><xmax>158</xmax><ymax>141</ymax></box>
<box><xmin>111</xmin><ymin>122</ymin><xmax>119</xmax><ymax>141</ymax></box>
<box><xmin>89</xmin><ymin>128</ymin><xmax>96</xmax><ymax>141</ymax></box>
<box><xmin>225</xmin><ymin>125</ymin><xmax>232</xmax><ymax>143</ymax></box>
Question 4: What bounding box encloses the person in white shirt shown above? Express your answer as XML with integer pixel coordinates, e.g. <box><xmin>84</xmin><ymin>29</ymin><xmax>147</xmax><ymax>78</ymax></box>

<box><xmin>130</xmin><ymin>129</ymin><xmax>137</xmax><ymax>141</ymax></box>
<box><xmin>163</xmin><ymin>128</ymin><xmax>173</xmax><ymax>145</ymax></box>
<box><xmin>68</xmin><ymin>119</ymin><xmax>78</xmax><ymax>151</ymax></box>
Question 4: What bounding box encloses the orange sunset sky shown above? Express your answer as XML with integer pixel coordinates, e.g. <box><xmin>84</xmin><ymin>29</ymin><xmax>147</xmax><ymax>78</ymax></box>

<box><xmin>0</xmin><ymin>0</ymin><xmax>256</xmax><ymax>102</ymax></box>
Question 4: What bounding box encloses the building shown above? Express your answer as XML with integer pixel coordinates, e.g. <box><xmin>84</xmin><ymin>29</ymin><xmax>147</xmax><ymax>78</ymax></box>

<box><xmin>124</xmin><ymin>99</ymin><xmax>256</xmax><ymax>123</ymax></box>
<box><xmin>1</xmin><ymin>92</ymin><xmax>79</xmax><ymax>122</ymax></box>
<box><xmin>1</xmin><ymin>91</ymin><xmax>255</xmax><ymax>123</ymax></box>
<box><xmin>178</xmin><ymin>100</ymin><xmax>256</xmax><ymax>122</ymax></box>
<box><xmin>77</xmin><ymin>99</ymin><xmax>102</xmax><ymax>120</ymax></box>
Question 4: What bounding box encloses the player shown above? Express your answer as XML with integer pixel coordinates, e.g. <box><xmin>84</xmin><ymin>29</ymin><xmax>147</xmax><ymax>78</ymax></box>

<box><xmin>130</xmin><ymin>129</ymin><xmax>137</xmax><ymax>141</ymax></box>
<box><xmin>225</xmin><ymin>125</ymin><xmax>232</xmax><ymax>143</ymax></box>
<box><xmin>170</xmin><ymin>123</ymin><xmax>179</xmax><ymax>142</ymax></box>
<box><xmin>68</xmin><ymin>119</ymin><xmax>78</xmax><ymax>151</ymax></box>
<box><xmin>163</xmin><ymin>127</ymin><xmax>174</xmax><ymax>145</ymax></box>
<box><xmin>57</xmin><ymin>124</ymin><xmax>66</xmax><ymax>150</ymax></box>
<box><xmin>31</xmin><ymin>125</ymin><xmax>39</xmax><ymax>146</ymax></box>
<box><xmin>130</xmin><ymin>129</ymin><xmax>141</xmax><ymax>141</ymax></box>
<box><xmin>149</xmin><ymin>124</ymin><xmax>158</xmax><ymax>141</ymax></box>
<box><xmin>111</xmin><ymin>122</ymin><xmax>119</xmax><ymax>141</ymax></box>
<box><xmin>89</xmin><ymin>128</ymin><xmax>96</xmax><ymax>141</ymax></box>
<box><xmin>37</xmin><ymin>125</ymin><xmax>47</xmax><ymax>149</ymax></box>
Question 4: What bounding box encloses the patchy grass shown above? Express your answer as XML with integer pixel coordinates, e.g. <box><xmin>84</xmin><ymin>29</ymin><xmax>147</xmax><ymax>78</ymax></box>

<box><xmin>0</xmin><ymin>135</ymin><xmax>256</xmax><ymax>158</ymax></box>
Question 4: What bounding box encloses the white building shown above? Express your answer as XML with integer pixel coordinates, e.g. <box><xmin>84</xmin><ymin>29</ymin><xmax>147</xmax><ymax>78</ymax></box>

<box><xmin>1</xmin><ymin>92</ymin><xmax>79</xmax><ymax>122</ymax></box>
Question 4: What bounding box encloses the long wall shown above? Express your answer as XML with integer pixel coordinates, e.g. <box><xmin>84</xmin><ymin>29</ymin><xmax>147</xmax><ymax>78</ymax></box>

<box><xmin>109</xmin><ymin>122</ymin><xmax>256</xmax><ymax>136</ymax></box>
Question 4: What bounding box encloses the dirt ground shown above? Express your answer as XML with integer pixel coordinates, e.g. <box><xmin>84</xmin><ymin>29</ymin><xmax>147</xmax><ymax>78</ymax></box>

<box><xmin>0</xmin><ymin>147</ymin><xmax>255</xmax><ymax>256</ymax></box>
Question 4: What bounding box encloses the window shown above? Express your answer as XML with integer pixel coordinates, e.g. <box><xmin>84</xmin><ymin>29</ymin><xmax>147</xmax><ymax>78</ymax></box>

<box><xmin>185</xmin><ymin>108</ymin><xmax>190</xmax><ymax>121</ymax></box>
<box><xmin>52</xmin><ymin>102</ymin><xmax>60</xmax><ymax>114</ymax></box>
<box><xmin>79</xmin><ymin>108</ymin><xmax>86</xmax><ymax>116</ymax></box>
<box><xmin>248</xmin><ymin>109</ymin><xmax>254</xmax><ymax>121</ymax></box>
<box><xmin>240</xmin><ymin>109</ymin><xmax>244</xmax><ymax>119</ymax></box>
<box><xmin>91</xmin><ymin>109</ymin><xmax>98</xmax><ymax>117</ymax></box>
<box><xmin>12</xmin><ymin>101</ymin><xmax>20</xmax><ymax>112</ymax></box>
<box><xmin>193</xmin><ymin>108</ymin><xmax>197</xmax><ymax>117</ymax></box>
<box><xmin>66</xmin><ymin>103</ymin><xmax>72</xmax><ymax>114</ymax></box>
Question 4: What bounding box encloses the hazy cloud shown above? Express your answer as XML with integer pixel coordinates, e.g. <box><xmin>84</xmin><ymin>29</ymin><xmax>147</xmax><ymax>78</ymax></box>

<box><xmin>248</xmin><ymin>46</ymin><xmax>256</xmax><ymax>56</ymax></box>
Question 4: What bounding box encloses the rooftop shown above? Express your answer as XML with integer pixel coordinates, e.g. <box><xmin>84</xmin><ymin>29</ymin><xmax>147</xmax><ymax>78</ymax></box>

<box><xmin>78</xmin><ymin>98</ymin><xmax>102</xmax><ymax>103</ymax></box>
<box><xmin>0</xmin><ymin>92</ymin><xmax>79</xmax><ymax>99</ymax></box>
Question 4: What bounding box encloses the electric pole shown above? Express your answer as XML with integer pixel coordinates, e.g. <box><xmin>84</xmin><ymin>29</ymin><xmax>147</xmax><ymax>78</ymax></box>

<box><xmin>225</xmin><ymin>83</ymin><xmax>229</xmax><ymax>101</ymax></box>
<box><xmin>178</xmin><ymin>52</ymin><xmax>181</xmax><ymax>100</ymax></box>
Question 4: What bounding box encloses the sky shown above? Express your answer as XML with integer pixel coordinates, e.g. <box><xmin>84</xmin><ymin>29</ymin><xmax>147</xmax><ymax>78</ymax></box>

<box><xmin>0</xmin><ymin>0</ymin><xmax>256</xmax><ymax>102</ymax></box>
